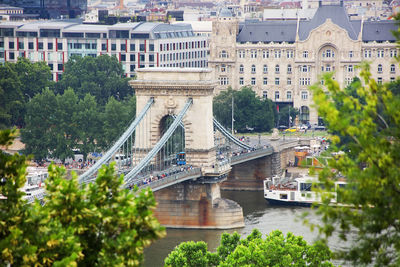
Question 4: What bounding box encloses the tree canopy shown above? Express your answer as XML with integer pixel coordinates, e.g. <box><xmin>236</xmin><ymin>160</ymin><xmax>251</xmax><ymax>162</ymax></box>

<box><xmin>0</xmin><ymin>58</ymin><xmax>53</xmax><ymax>128</ymax></box>
<box><xmin>55</xmin><ymin>55</ymin><xmax>133</xmax><ymax>105</ymax></box>
<box><xmin>0</xmin><ymin>129</ymin><xmax>165</xmax><ymax>266</ymax></box>
<box><xmin>213</xmin><ymin>87</ymin><xmax>276</xmax><ymax>133</ymax></box>
<box><xmin>309</xmin><ymin>63</ymin><xmax>400</xmax><ymax>266</ymax></box>
<box><xmin>164</xmin><ymin>229</ymin><xmax>333</xmax><ymax>267</ymax></box>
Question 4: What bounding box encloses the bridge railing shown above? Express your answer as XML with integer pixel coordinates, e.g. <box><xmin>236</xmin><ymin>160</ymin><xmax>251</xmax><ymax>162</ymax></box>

<box><xmin>136</xmin><ymin>167</ymin><xmax>202</xmax><ymax>192</ymax></box>
<box><xmin>231</xmin><ymin>147</ymin><xmax>274</xmax><ymax>165</ymax></box>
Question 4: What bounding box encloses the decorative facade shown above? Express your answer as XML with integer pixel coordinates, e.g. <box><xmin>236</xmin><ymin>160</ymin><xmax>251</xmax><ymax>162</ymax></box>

<box><xmin>210</xmin><ymin>3</ymin><xmax>398</xmax><ymax>124</ymax></box>
<box><xmin>0</xmin><ymin>21</ymin><xmax>208</xmax><ymax>81</ymax></box>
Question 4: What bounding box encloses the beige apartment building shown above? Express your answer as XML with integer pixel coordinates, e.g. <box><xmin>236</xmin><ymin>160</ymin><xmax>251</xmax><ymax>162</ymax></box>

<box><xmin>210</xmin><ymin>2</ymin><xmax>398</xmax><ymax>125</ymax></box>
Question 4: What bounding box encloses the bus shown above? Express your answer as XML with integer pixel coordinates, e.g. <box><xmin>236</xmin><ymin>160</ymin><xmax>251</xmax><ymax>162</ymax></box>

<box><xmin>176</xmin><ymin>152</ymin><xmax>186</xmax><ymax>166</ymax></box>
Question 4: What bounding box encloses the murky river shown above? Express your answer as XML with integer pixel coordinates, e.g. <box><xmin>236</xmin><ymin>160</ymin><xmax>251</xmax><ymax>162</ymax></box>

<box><xmin>144</xmin><ymin>190</ymin><xmax>348</xmax><ymax>266</ymax></box>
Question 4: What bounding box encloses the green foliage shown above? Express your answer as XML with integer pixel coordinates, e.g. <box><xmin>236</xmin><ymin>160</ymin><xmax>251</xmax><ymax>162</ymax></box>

<box><xmin>0</xmin><ymin>129</ymin><xmax>82</xmax><ymax>266</ymax></box>
<box><xmin>164</xmin><ymin>229</ymin><xmax>333</xmax><ymax>267</ymax></box>
<box><xmin>0</xmin><ymin>58</ymin><xmax>53</xmax><ymax>128</ymax></box>
<box><xmin>277</xmin><ymin>105</ymin><xmax>299</xmax><ymax>127</ymax></box>
<box><xmin>21</xmin><ymin>89</ymin><xmax>136</xmax><ymax>161</ymax></box>
<box><xmin>56</xmin><ymin>55</ymin><xmax>132</xmax><ymax>105</ymax></box>
<box><xmin>1</xmin><ymin>129</ymin><xmax>165</xmax><ymax>266</ymax></box>
<box><xmin>309</xmin><ymin>63</ymin><xmax>400</xmax><ymax>266</ymax></box>
<box><xmin>213</xmin><ymin>87</ymin><xmax>276</xmax><ymax>133</ymax></box>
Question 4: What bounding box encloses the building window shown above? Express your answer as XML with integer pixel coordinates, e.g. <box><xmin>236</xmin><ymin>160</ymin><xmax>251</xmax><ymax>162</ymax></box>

<box><xmin>287</xmin><ymin>78</ymin><xmax>291</xmax><ymax>85</ymax></box>
<box><xmin>263</xmin><ymin>91</ymin><xmax>268</xmax><ymax>99</ymax></box>
<box><xmin>303</xmin><ymin>51</ymin><xmax>308</xmax><ymax>58</ymax></box>
<box><xmin>58</xmin><ymin>64</ymin><xmax>63</xmax><ymax>71</ymax></box>
<box><xmin>263</xmin><ymin>64</ymin><xmax>268</xmax><ymax>73</ymax></box>
<box><xmin>300</xmin><ymin>78</ymin><xmax>311</xmax><ymax>85</ymax></box>
<box><xmin>9</xmin><ymin>52</ymin><xmax>15</xmax><ymax>60</ymax></box>
<box><xmin>239</xmin><ymin>77</ymin><xmax>244</xmax><ymax>85</ymax></box>
<box><xmin>29</xmin><ymin>42</ymin><xmax>34</xmax><ymax>50</ymax></box>
<box><xmin>149</xmin><ymin>44</ymin><xmax>154</xmax><ymax>51</ymax></box>
<box><xmin>111</xmin><ymin>44</ymin><xmax>116</xmax><ymax>51</ymax></box>
<box><xmin>378</xmin><ymin>64</ymin><xmax>382</xmax><ymax>73</ymax></box>
<box><xmin>38</xmin><ymin>42</ymin><xmax>43</xmax><ymax>50</ymax></box>
<box><xmin>287</xmin><ymin>64</ymin><xmax>292</xmax><ymax>74</ymax></box>
<box><xmin>301</xmin><ymin>65</ymin><xmax>309</xmax><ymax>72</ymax></box>
<box><xmin>377</xmin><ymin>77</ymin><xmax>382</xmax><ymax>84</ymax></box>
<box><xmin>348</xmin><ymin>65</ymin><xmax>353</xmax><ymax>72</ymax></box>
<box><xmin>326</xmin><ymin>64</ymin><xmax>331</xmax><ymax>72</ymax></box>
<box><xmin>140</xmin><ymin>54</ymin><xmax>145</xmax><ymax>62</ymax></box>
<box><xmin>101</xmin><ymin>43</ymin><xmax>107</xmax><ymax>51</ymax></box>
<box><xmin>48</xmin><ymin>63</ymin><xmax>53</xmax><ymax>70</ymax></box>
<box><xmin>251</xmin><ymin>64</ymin><xmax>256</xmax><ymax>73</ymax></box>
<box><xmin>287</xmin><ymin>91</ymin><xmax>292</xmax><ymax>99</ymax></box>
<box><xmin>239</xmin><ymin>64</ymin><xmax>244</xmax><ymax>73</ymax></box>
<box><xmin>121</xmin><ymin>44</ymin><xmax>126</xmax><ymax>51</ymax></box>
<box><xmin>275</xmin><ymin>91</ymin><xmax>280</xmax><ymax>100</ymax></box>
<box><xmin>322</xmin><ymin>49</ymin><xmax>334</xmax><ymax>58</ymax></box>
<box><xmin>275</xmin><ymin>49</ymin><xmax>281</xmax><ymax>58</ymax></box>
<box><xmin>301</xmin><ymin>91</ymin><xmax>308</xmax><ymax>100</ymax></box>
<box><xmin>47</xmin><ymin>42</ymin><xmax>53</xmax><ymax>50</ymax></box>
<box><xmin>57</xmin><ymin>43</ymin><xmax>63</xmax><ymax>50</ymax></box>
<box><xmin>219</xmin><ymin>77</ymin><xmax>229</xmax><ymax>85</ymax></box>
<box><xmin>263</xmin><ymin>77</ymin><xmax>268</xmax><ymax>85</ymax></box>
<box><xmin>130</xmin><ymin>64</ymin><xmax>135</xmax><ymax>72</ymax></box>
<box><xmin>238</xmin><ymin>50</ymin><xmax>245</xmax><ymax>58</ymax></box>
<box><xmin>221</xmin><ymin>64</ymin><xmax>226</xmax><ymax>72</ymax></box>
<box><xmin>251</xmin><ymin>49</ymin><xmax>257</xmax><ymax>58</ymax></box>
<box><xmin>364</xmin><ymin>49</ymin><xmax>371</xmax><ymax>58</ymax></box>
<box><xmin>120</xmin><ymin>54</ymin><xmax>126</xmax><ymax>61</ymax></box>
<box><xmin>219</xmin><ymin>50</ymin><xmax>228</xmax><ymax>58</ymax></box>
<box><xmin>377</xmin><ymin>49</ymin><xmax>384</xmax><ymax>58</ymax></box>
<box><xmin>9</xmin><ymin>42</ymin><xmax>14</xmax><ymax>49</ymax></box>
<box><xmin>140</xmin><ymin>44</ymin><xmax>145</xmax><ymax>52</ymax></box>
<box><xmin>251</xmin><ymin>77</ymin><xmax>256</xmax><ymax>85</ymax></box>
<box><xmin>390</xmin><ymin>77</ymin><xmax>395</xmax><ymax>82</ymax></box>
<box><xmin>390</xmin><ymin>49</ymin><xmax>397</xmax><ymax>58</ymax></box>
<box><xmin>263</xmin><ymin>50</ymin><xmax>269</xmax><ymax>58</ymax></box>
<box><xmin>130</xmin><ymin>54</ymin><xmax>135</xmax><ymax>61</ymax></box>
<box><xmin>275</xmin><ymin>77</ymin><xmax>280</xmax><ymax>85</ymax></box>
<box><xmin>149</xmin><ymin>54</ymin><xmax>154</xmax><ymax>62</ymax></box>
<box><xmin>275</xmin><ymin>64</ymin><xmax>280</xmax><ymax>74</ymax></box>
<box><xmin>349</xmin><ymin>51</ymin><xmax>353</xmax><ymax>58</ymax></box>
<box><xmin>130</xmin><ymin>44</ymin><xmax>135</xmax><ymax>51</ymax></box>
<box><xmin>391</xmin><ymin>64</ymin><xmax>395</xmax><ymax>73</ymax></box>
<box><xmin>287</xmin><ymin>50</ymin><xmax>293</xmax><ymax>58</ymax></box>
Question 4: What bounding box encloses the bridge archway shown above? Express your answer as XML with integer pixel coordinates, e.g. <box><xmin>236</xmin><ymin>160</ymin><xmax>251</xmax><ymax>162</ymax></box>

<box><xmin>130</xmin><ymin>68</ymin><xmax>216</xmax><ymax>170</ymax></box>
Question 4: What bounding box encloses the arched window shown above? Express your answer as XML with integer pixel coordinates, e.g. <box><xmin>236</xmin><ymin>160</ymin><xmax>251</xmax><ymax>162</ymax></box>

<box><xmin>391</xmin><ymin>64</ymin><xmax>395</xmax><ymax>73</ymax></box>
<box><xmin>263</xmin><ymin>64</ymin><xmax>268</xmax><ymax>73</ymax></box>
<box><xmin>301</xmin><ymin>91</ymin><xmax>308</xmax><ymax>100</ymax></box>
<box><xmin>251</xmin><ymin>64</ymin><xmax>256</xmax><ymax>73</ymax></box>
<box><xmin>300</xmin><ymin>106</ymin><xmax>310</xmax><ymax>122</ymax></box>
<box><xmin>220</xmin><ymin>64</ymin><xmax>226</xmax><ymax>72</ymax></box>
<box><xmin>239</xmin><ymin>64</ymin><xmax>244</xmax><ymax>73</ymax></box>
<box><xmin>286</xmin><ymin>91</ymin><xmax>292</xmax><ymax>100</ymax></box>
<box><xmin>378</xmin><ymin>64</ymin><xmax>383</xmax><ymax>73</ymax></box>
<box><xmin>275</xmin><ymin>64</ymin><xmax>280</xmax><ymax>74</ymax></box>
<box><xmin>219</xmin><ymin>50</ymin><xmax>228</xmax><ymax>58</ymax></box>
<box><xmin>263</xmin><ymin>91</ymin><xmax>268</xmax><ymax>99</ymax></box>
<box><xmin>287</xmin><ymin>64</ymin><xmax>292</xmax><ymax>74</ymax></box>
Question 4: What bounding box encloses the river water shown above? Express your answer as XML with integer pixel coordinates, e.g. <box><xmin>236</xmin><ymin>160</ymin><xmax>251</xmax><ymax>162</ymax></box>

<box><xmin>144</xmin><ymin>190</ymin><xmax>348</xmax><ymax>267</ymax></box>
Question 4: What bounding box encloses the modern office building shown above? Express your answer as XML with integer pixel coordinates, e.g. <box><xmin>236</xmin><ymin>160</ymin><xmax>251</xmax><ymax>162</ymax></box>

<box><xmin>0</xmin><ymin>21</ymin><xmax>208</xmax><ymax>80</ymax></box>
<box><xmin>209</xmin><ymin>2</ymin><xmax>398</xmax><ymax>125</ymax></box>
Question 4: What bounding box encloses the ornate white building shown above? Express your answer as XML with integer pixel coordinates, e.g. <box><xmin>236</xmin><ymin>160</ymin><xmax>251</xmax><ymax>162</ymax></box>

<box><xmin>210</xmin><ymin>2</ymin><xmax>398</xmax><ymax>124</ymax></box>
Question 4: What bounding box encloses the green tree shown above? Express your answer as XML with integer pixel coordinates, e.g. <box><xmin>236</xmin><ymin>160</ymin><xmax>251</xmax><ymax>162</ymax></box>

<box><xmin>21</xmin><ymin>88</ymin><xmax>58</xmax><ymax>160</ymax></box>
<box><xmin>0</xmin><ymin>58</ymin><xmax>53</xmax><ymax>128</ymax></box>
<box><xmin>309</xmin><ymin>63</ymin><xmax>400</xmax><ymax>266</ymax></box>
<box><xmin>101</xmin><ymin>95</ymin><xmax>136</xmax><ymax>148</ymax></box>
<box><xmin>1</xmin><ymin>129</ymin><xmax>165</xmax><ymax>266</ymax></box>
<box><xmin>213</xmin><ymin>87</ymin><xmax>276</xmax><ymax>133</ymax></box>
<box><xmin>56</xmin><ymin>55</ymin><xmax>132</xmax><ymax>105</ymax></box>
<box><xmin>164</xmin><ymin>229</ymin><xmax>333</xmax><ymax>267</ymax></box>
<box><xmin>0</xmin><ymin>129</ymin><xmax>82</xmax><ymax>266</ymax></box>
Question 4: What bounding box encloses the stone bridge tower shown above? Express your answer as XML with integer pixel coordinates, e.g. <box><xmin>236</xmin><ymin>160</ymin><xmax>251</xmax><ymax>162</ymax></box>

<box><xmin>129</xmin><ymin>68</ymin><xmax>244</xmax><ymax>229</ymax></box>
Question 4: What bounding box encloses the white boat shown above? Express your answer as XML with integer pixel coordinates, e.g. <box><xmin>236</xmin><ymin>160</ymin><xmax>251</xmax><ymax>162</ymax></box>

<box><xmin>263</xmin><ymin>174</ymin><xmax>346</xmax><ymax>206</ymax></box>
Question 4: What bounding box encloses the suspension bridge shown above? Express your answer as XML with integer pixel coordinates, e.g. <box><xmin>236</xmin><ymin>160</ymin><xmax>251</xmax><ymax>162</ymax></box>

<box><xmin>31</xmin><ymin>68</ymin><xmax>299</xmax><ymax>229</ymax></box>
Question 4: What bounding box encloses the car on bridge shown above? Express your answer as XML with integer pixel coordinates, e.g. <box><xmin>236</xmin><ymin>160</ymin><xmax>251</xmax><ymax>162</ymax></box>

<box><xmin>284</xmin><ymin>127</ymin><xmax>297</xmax><ymax>133</ymax></box>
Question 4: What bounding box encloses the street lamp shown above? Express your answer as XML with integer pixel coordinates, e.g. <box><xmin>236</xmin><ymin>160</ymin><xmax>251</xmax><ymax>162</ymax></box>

<box><xmin>231</xmin><ymin>94</ymin><xmax>234</xmax><ymax>135</ymax></box>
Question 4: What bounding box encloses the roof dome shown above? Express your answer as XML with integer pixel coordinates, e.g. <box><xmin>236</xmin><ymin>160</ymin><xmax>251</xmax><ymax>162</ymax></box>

<box><xmin>219</xmin><ymin>7</ymin><xmax>233</xmax><ymax>17</ymax></box>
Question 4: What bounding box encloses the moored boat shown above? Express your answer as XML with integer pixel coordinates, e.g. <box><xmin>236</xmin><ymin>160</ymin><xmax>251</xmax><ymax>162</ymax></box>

<box><xmin>263</xmin><ymin>174</ymin><xmax>346</xmax><ymax>206</ymax></box>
